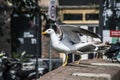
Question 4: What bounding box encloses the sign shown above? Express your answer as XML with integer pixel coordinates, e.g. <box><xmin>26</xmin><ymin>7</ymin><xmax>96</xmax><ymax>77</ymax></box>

<box><xmin>48</xmin><ymin>0</ymin><xmax>56</xmax><ymax>21</ymax></box>
<box><xmin>103</xmin><ymin>30</ymin><xmax>120</xmax><ymax>43</ymax></box>
<box><xmin>110</xmin><ymin>30</ymin><xmax>120</xmax><ymax>37</ymax></box>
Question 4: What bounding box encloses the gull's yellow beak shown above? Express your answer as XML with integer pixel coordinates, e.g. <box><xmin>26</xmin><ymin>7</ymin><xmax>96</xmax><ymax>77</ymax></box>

<box><xmin>42</xmin><ymin>32</ymin><xmax>47</xmax><ymax>35</ymax></box>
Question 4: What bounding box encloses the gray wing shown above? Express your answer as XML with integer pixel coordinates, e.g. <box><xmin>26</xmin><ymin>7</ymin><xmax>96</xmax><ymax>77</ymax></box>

<box><xmin>56</xmin><ymin>24</ymin><xmax>100</xmax><ymax>44</ymax></box>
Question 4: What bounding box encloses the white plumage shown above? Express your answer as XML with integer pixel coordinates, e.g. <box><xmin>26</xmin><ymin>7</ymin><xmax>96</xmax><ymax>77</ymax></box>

<box><xmin>42</xmin><ymin>23</ymin><xmax>100</xmax><ymax>53</ymax></box>
<box><xmin>42</xmin><ymin>23</ymin><xmax>103</xmax><ymax>66</ymax></box>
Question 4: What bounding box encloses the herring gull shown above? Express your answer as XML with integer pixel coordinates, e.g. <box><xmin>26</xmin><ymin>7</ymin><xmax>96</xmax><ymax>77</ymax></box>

<box><xmin>42</xmin><ymin>23</ymin><xmax>102</xmax><ymax>66</ymax></box>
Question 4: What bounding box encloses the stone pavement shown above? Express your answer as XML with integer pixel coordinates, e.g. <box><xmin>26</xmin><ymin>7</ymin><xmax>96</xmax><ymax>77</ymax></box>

<box><xmin>40</xmin><ymin>59</ymin><xmax>120</xmax><ymax>80</ymax></box>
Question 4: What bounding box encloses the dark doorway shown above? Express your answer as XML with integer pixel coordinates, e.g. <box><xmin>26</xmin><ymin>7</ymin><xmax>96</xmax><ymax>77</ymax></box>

<box><xmin>11</xmin><ymin>12</ymin><xmax>39</xmax><ymax>58</ymax></box>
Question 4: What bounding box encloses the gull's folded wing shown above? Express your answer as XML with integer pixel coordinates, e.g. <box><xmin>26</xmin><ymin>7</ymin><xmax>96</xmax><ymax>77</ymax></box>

<box><xmin>55</xmin><ymin>24</ymin><xmax>100</xmax><ymax>44</ymax></box>
<box><xmin>59</xmin><ymin>24</ymin><xmax>100</xmax><ymax>38</ymax></box>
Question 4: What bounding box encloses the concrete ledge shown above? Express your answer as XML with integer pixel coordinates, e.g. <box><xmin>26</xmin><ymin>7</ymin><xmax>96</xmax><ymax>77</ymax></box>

<box><xmin>40</xmin><ymin>59</ymin><xmax>120</xmax><ymax>80</ymax></box>
<box><xmin>72</xmin><ymin>73</ymin><xmax>111</xmax><ymax>80</ymax></box>
<box><xmin>91</xmin><ymin>63</ymin><xmax>120</xmax><ymax>67</ymax></box>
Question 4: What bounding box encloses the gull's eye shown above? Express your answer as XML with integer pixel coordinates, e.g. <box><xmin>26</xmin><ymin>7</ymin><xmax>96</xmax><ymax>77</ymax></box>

<box><xmin>48</xmin><ymin>30</ymin><xmax>51</xmax><ymax>32</ymax></box>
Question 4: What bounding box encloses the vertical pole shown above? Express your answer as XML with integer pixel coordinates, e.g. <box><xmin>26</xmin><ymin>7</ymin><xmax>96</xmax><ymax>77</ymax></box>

<box><xmin>48</xmin><ymin>0</ymin><xmax>56</xmax><ymax>72</ymax></box>
<box><xmin>36</xmin><ymin>13</ymin><xmax>40</xmax><ymax>80</ymax></box>
<box><xmin>99</xmin><ymin>0</ymin><xmax>104</xmax><ymax>40</ymax></box>
<box><xmin>49</xmin><ymin>25</ymin><xmax>52</xmax><ymax>71</ymax></box>
<box><xmin>36</xmin><ymin>0</ymin><xmax>41</xmax><ymax>79</ymax></box>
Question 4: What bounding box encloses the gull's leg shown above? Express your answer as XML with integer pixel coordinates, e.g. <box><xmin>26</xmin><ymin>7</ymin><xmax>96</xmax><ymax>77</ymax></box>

<box><xmin>62</xmin><ymin>53</ymin><xmax>68</xmax><ymax>66</ymax></box>
<box><xmin>74</xmin><ymin>51</ymin><xmax>83</xmax><ymax>64</ymax></box>
<box><xmin>94</xmin><ymin>52</ymin><xmax>98</xmax><ymax>59</ymax></box>
<box><xmin>76</xmin><ymin>55</ymin><xmax>81</xmax><ymax>64</ymax></box>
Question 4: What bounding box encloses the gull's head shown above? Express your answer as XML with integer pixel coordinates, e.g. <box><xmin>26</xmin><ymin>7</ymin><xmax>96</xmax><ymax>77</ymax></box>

<box><xmin>42</xmin><ymin>29</ymin><xmax>54</xmax><ymax>35</ymax></box>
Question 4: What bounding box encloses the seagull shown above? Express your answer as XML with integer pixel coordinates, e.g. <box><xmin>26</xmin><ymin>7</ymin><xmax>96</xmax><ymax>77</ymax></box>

<box><xmin>42</xmin><ymin>23</ymin><xmax>101</xmax><ymax>66</ymax></box>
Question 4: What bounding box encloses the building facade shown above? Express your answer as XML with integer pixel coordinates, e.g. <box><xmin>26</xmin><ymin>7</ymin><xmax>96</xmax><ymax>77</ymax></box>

<box><xmin>58</xmin><ymin>0</ymin><xmax>100</xmax><ymax>34</ymax></box>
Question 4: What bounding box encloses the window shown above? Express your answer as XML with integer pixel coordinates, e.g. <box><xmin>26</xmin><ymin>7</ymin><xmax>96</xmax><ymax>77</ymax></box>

<box><xmin>85</xmin><ymin>14</ymin><xmax>99</xmax><ymax>20</ymax></box>
<box><xmin>63</xmin><ymin>14</ymin><xmax>82</xmax><ymax>20</ymax></box>
<box><xmin>88</xmin><ymin>26</ymin><xmax>99</xmax><ymax>34</ymax></box>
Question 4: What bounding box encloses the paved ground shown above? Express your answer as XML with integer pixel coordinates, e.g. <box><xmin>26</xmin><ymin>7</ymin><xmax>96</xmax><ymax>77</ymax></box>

<box><xmin>40</xmin><ymin>59</ymin><xmax>120</xmax><ymax>80</ymax></box>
